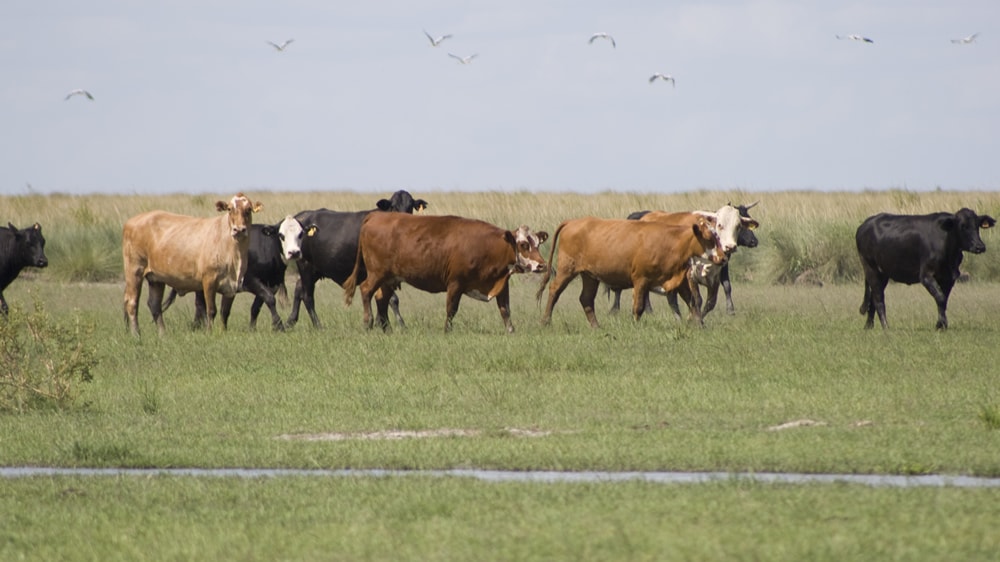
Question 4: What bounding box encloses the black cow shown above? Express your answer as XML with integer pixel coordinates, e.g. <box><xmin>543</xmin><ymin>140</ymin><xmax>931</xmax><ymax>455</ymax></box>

<box><xmin>162</xmin><ymin>216</ymin><xmax>307</xmax><ymax>330</ymax></box>
<box><xmin>609</xmin><ymin>202</ymin><xmax>760</xmax><ymax>317</ymax></box>
<box><xmin>286</xmin><ymin>190</ymin><xmax>429</xmax><ymax>328</ymax></box>
<box><xmin>0</xmin><ymin>222</ymin><xmax>48</xmax><ymax>316</ymax></box>
<box><xmin>856</xmin><ymin>208</ymin><xmax>996</xmax><ymax>330</ymax></box>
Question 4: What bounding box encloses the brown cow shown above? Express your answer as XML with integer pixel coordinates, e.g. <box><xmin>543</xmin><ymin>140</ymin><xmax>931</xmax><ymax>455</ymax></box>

<box><xmin>343</xmin><ymin>213</ymin><xmax>548</xmax><ymax>333</ymax></box>
<box><xmin>122</xmin><ymin>193</ymin><xmax>262</xmax><ymax>335</ymax></box>
<box><xmin>538</xmin><ymin>216</ymin><xmax>725</xmax><ymax>328</ymax></box>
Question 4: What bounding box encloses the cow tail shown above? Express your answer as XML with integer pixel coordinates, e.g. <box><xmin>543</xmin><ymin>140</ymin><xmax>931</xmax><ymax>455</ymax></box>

<box><xmin>535</xmin><ymin>222</ymin><xmax>565</xmax><ymax>302</ymax></box>
<box><xmin>343</xmin><ymin>237</ymin><xmax>365</xmax><ymax>307</ymax></box>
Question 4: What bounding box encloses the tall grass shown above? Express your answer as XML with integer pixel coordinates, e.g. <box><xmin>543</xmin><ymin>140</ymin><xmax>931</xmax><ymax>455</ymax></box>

<box><xmin>3</xmin><ymin>189</ymin><xmax>999</xmax><ymax>285</ymax></box>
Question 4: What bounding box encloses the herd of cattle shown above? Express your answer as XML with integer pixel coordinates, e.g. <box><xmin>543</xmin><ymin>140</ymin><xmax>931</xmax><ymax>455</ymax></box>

<box><xmin>0</xmin><ymin>190</ymin><xmax>995</xmax><ymax>333</ymax></box>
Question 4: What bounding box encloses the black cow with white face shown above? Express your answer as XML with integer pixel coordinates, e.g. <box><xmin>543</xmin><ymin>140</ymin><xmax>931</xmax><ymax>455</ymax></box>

<box><xmin>856</xmin><ymin>208</ymin><xmax>995</xmax><ymax>330</ymax></box>
<box><xmin>286</xmin><ymin>190</ymin><xmax>429</xmax><ymax>328</ymax></box>
<box><xmin>0</xmin><ymin>222</ymin><xmax>48</xmax><ymax>316</ymax></box>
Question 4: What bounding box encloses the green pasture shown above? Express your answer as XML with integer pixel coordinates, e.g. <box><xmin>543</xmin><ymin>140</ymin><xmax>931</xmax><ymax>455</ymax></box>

<box><xmin>3</xmin><ymin>190</ymin><xmax>1000</xmax><ymax>561</ymax></box>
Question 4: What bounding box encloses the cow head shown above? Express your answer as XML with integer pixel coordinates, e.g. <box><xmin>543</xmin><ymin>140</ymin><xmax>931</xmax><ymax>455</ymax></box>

<box><xmin>732</xmin><ymin>201</ymin><xmax>760</xmax><ymax>249</ymax></box>
<box><xmin>216</xmin><ymin>192</ymin><xmax>261</xmax><ymax>240</ymax></box>
<box><xmin>376</xmin><ymin>190</ymin><xmax>429</xmax><ymax>214</ymax></box>
<box><xmin>949</xmin><ymin>208</ymin><xmax>996</xmax><ymax>254</ymax></box>
<box><xmin>706</xmin><ymin>204</ymin><xmax>760</xmax><ymax>255</ymax></box>
<box><xmin>507</xmin><ymin>225</ymin><xmax>548</xmax><ymax>273</ymax></box>
<box><xmin>8</xmin><ymin>222</ymin><xmax>48</xmax><ymax>268</ymax></box>
<box><xmin>270</xmin><ymin>216</ymin><xmax>307</xmax><ymax>262</ymax></box>
<box><xmin>692</xmin><ymin>216</ymin><xmax>727</xmax><ymax>265</ymax></box>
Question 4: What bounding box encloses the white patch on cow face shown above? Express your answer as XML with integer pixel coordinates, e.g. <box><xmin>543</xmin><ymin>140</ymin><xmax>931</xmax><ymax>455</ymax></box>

<box><xmin>706</xmin><ymin>206</ymin><xmax>742</xmax><ymax>255</ymax></box>
<box><xmin>512</xmin><ymin>225</ymin><xmax>547</xmax><ymax>273</ymax></box>
<box><xmin>277</xmin><ymin>216</ymin><xmax>305</xmax><ymax>262</ymax></box>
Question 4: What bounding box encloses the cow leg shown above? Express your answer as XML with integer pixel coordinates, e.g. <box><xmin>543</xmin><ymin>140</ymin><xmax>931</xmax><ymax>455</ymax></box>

<box><xmin>374</xmin><ymin>288</ymin><xmax>393</xmax><ymax>332</ymax></box>
<box><xmin>720</xmin><ymin>264</ymin><xmax>736</xmax><ymax>315</ymax></box>
<box><xmin>676</xmin><ymin>278</ymin><xmax>705</xmax><ymax>327</ymax></box>
<box><xmin>123</xmin><ymin>270</ymin><xmax>144</xmax><ymax>335</ymax></box>
<box><xmin>609</xmin><ymin>288</ymin><xmax>622</xmax><ymax>314</ymax></box>
<box><xmin>220</xmin><ymin>295</ymin><xmax>235</xmax><ymax>330</ymax></box>
<box><xmin>243</xmin><ymin>276</ymin><xmax>283</xmax><ymax>331</ymax></box>
<box><xmin>869</xmin><ymin>278</ymin><xmax>889</xmax><ymax>330</ymax></box>
<box><xmin>702</xmin><ymin>280</ymin><xmax>721</xmax><ymax>318</ymax></box>
<box><xmin>631</xmin><ymin>283</ymin><xmax>651</xmax><ymax>322</ymax></box>
<box><xmin>193</xmin><ymin>291</ymin><xmax>208</xmax><ymax>328</ymax></box>
<box><xmin>541</xmin><ymin>269</ymin><xmax>578</xmax><ymax>325</ymax></box>
<box><xmin>665</xmin><ymin>291</ymin><xmax>683</xmax><ymax>321</ymax></box>
<box><xmin>444</xmin><ymin>284</ymin><xmax>463</xmax><ymax>333</ymax></box>
<box><xmin>579</xmin><ymin>276</ymin><xmax>601</xmax><ymax>328</ymax></box>
<box><xmin>495</xmin><ymin>285</ymin><xmax>514</xmax><ymax>334</ymax></box>
<box><xmin>358</xmin><ymin>275</ymin><xmax>383</xmax><ymax>331</ymax></box>
<box><xmin>201</xmin><ymin>284</ymin><xmax>219</xmax><ymax>331</ymax></box>
<box><xmin>289</xmin><ymin>265</ymin><xmax>321</xmax><ymax>328</ymax></box>
<box><xmin>388</xmin><ymin>291</ymin><xmax>406</xmax><ymax>329</ymax></box>
<box><xmin>287</xmin><ymin>278</ymin><xmax>304</xmax><ymax>327</ymax></box>
<box><xmin>146</xmin><ymin>281</ymin><xmax>167</xmax><ymax>336</ymax></box>
<box><xmin>923</xmin><ymin>276</ymin><xmax>953</xmax><ymax>330</ymax></box>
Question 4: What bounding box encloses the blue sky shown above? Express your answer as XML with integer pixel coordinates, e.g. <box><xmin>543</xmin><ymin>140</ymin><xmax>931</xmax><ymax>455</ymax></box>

<box><xmin>2</xmin><ymin>1</ymin><xmax>997</xmax><ymax>195</ymax></box>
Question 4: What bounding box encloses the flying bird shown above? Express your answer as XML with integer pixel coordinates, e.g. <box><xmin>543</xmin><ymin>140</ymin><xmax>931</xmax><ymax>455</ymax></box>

<box><xmin>836</xmin><ymin>34</ymin><xmax>874</xmax><ymax>43</ymax></box>
<box><xmin>589</xmin><ymin>32</ymin><xmax>616</xmax><ymax>48</ymax></box>
<box><xmin>448</xmin><ymin>53</ymin><xmax>478</xmax><ymax>64</ymax></box>
<box><xmin>424</xmin><ymin>30</ymin><xmax>453</xmax><ymax>47</ymax></box>
<box><xmin>951</xmin><ymin>32</ymin><xmax>979</xmax><ymax>44</ymax></box>
<box><xmin>648</xmin><ymin>73</ymin><xmax>675</xmax><ymax>87</ymax></box>
<box><xmin>64</xmin><ymin>89</ymin><xmax>94</xmax><ymax>101</ymax></box>
<box><xmin>267</xmin><ymin>39</ymin><xmax>295</xmax><ymax>51</ymax></box>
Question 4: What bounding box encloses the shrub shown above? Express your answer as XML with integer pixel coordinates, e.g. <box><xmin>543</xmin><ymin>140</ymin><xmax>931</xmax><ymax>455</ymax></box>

<box><xmin>0</xmin><ymin>301</ymin><xmax>97</xmax><ymax>412</ymax></box>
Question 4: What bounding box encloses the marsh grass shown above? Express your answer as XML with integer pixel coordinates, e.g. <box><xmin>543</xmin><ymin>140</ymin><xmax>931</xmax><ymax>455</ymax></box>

<box><xmin>4</xmin><ymin>189</ymin><xmax>1000</xmax><ymax>285</ymax></box>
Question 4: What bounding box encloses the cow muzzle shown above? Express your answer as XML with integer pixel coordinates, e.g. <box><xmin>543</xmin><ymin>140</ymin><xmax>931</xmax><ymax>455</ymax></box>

<box><xmin>285</xmin><ymin>249</ymin><xmax>302</xmax><ymax>261</ymax></box>
<box><xmin>231</xmin><ymin>226</ymin><xmax>248</xmax><ymax>239</ymax></box>
<box><xmin>36</xmin><ymin>257</ymin><xmax>49</xmax><ymax>268</ymax></box>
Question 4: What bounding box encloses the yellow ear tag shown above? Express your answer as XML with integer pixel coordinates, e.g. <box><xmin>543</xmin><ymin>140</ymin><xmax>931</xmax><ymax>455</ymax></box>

<box><xmin>307</xmin><ymin>226</ymin><xmax>318</xmax><ymax>237</ymax></box>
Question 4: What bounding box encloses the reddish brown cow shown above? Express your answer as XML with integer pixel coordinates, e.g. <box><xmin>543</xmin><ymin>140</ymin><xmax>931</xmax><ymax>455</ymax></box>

<box><xmin>122</xmin><ymin>193</ymin><xmax>262</xmax><ymax>335</ymax></box>
<box><xmin>537</xmin><ymin>216</ymin><xmax>725</xmax><ymax>328</ymax></box>
<box><xmin>343</xmin><ymin>213</ymin><xmax>548</xmax><ymax>333</ymax></box>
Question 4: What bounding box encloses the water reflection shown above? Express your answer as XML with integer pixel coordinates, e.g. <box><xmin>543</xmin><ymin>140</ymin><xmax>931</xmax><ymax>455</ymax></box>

<box><xmin>2</xmin><ymin>467</ymin><xmax>1000</xmax><ymax>488</ymax></box>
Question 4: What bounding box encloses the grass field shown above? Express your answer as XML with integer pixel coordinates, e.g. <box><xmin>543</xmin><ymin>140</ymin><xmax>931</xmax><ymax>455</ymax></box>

<box><xmin>3</xmin><ymin>190</ymin><xmax>1000</xmax><ymax>561</ymax></box>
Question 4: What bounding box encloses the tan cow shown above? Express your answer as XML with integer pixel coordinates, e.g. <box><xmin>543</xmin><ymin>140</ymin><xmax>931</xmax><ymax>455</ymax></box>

<box><xmin>538</xmin><ymin>216</ymin><xmax>725</xmax><ymax>328</ymax></box>
<box><xmin>343</xmin><ymin>212</ymin><xmax>548</xmax><ymax>333</ymax></box>
<box><xmin>122</xmin><ymin>193</ymin><xmax>262</xmax><ymax>335</ymax></box>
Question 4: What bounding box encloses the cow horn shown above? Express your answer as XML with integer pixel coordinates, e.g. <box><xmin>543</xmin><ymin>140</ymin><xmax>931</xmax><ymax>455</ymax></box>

<box><xmin>745</xmin><ymin>200</ymin><xmax>760</xmax><ymax>210</ymax></box>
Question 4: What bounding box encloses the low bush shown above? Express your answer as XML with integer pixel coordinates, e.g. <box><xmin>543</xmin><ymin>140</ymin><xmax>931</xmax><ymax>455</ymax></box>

<box><xmin>0</xmin><ymin>301</ymin><xmax>97</xmax><ymax>412</ymax></box>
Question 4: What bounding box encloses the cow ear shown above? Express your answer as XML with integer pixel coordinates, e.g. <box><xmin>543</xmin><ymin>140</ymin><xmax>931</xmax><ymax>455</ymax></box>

<box><xmin>536</xmin><ymin>231</ymin><xmax>549</xmax><ymax>244</ymax></box>
<box><xmin>33</xmin><ymin>223</ymin><xmax>41</xmax><ymax>231</ymax></box>
<box><xmin>415</xmin><ymin>200</ymin><xmax>428</xmax><ymax>212</ymax></box>
<box><xmin>261</xmin><ymin>225</ymin><xmax>278</xmax><ymax>237</ymax></box>
<box><xmin>306</xmin><ymin>225</ymin><xmax>318</xmax><ymax>237</ymax></box>
<box><xmin>980</xmin><ymin>215</ymin><xmax>997</xmax><ymax>229</ymax></box>
<box><xmin>504</xmin><ymin>231</ymin><xmax>516</xmax><ymax>245</ymax></box>
<box><xmin>376</xmin><ymin>199</ymin><xmax>391</xmax><ymax>211</ymax></box>
<box><xmin>215</xmin><ymin>201</ymin><xmax>229</xmax><ymax>212</ymax></box>
<box><xmin>743</xmin><ymin>218</ymin><xmax>760</xmax><ymax>230</ymax></box>
<box><xmin>252</xmin><ymin>202</ymin><xmax>264</xmax><ymax>213</ymax></box>
<box><xmin>7</xmin><ymin>222</ymin><xmax>16</xmax><ymax>233</ymax></box>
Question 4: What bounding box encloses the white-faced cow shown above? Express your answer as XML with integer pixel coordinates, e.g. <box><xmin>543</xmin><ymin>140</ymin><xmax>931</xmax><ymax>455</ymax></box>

<box><xmin>538</xmin><ymin>216</ymin><xmax>726</xmax><ymax>328</ymax></box>
<box><xmin>0</xmin><ymin>222</ymin><xmax>48</xmax><ymax>316</ymax></box>
<box><xmin>343</xmin><ymin>213</ymin><xmax>548</xmax><ymax>333</ymax></box>
<box><xmin>286</xmin><ymin>190</ymin><xmax>429</xmax><ymax>328</ymax></box>
<box><xmin>609</xmin><ymin>202</ymin><xmax>760</xmax><ymax>318</ymax></box>
<box><xmin>161</xmin><ymin>216</ymin><xmax>306</xmax><ymax>330</ymax></box>
<box><xmin>122</xmin><ymin>193</ymin><xmax>263</xmax><ymax>335</ymax></box>
<box><xmin>856</xmin><ymin>208</ymin><xmax>995</xmax><ymax>330</ymax></box>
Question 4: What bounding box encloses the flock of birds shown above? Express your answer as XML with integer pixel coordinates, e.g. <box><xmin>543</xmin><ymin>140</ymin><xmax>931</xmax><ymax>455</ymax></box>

<box><xmin>62</xmin><ymin>29</ymin><xmax>982</xmax><ymax>103</ymax></box>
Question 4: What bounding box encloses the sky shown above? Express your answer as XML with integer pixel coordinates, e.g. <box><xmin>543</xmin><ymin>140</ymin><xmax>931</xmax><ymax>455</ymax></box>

<box><xmin>2</xmin><ymin>1</ymin><xmax>998</xmax><ymax>196</ymax></box>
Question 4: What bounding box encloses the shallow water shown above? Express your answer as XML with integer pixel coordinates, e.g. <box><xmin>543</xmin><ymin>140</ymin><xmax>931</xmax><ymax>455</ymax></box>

<box><xmin>2</xmin><ymin>467</ymin><xmax>1000</xmax><ymax>488</ymax></box>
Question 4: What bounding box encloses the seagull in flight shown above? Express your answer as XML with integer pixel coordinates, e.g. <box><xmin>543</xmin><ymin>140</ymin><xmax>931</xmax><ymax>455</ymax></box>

<box><xmin>648</xmin><ymin>73</ymin><xmax>675</xmax><ymax>87</ymax></box>
<box><xmin>589</xmin><ymin>32</ymin><xmax>616</xmax><ymax>48</ymax></box>
<box><xmin>267</xmin><ymin>39</ymin><xmax>295</xmax><ymax>51</ymax></box>
<box><xmin>64</xmin><ymin>89</ymin><xmax>94</xmax><ymax>101</ymax></box>
<box><xmin>424</xmin><ymin>30</ymin><xmax>452</xmax><ymax>47</ymax></box>
<box><xmin>448</xmin><ymin>53</ymin><xmax>478</xmax><ymax>64</ymax></box>
<box><xmin>951</xmin><ymin>32</ymin><xmax>979</xmax><ymax>44</ymax></box>
<box><xmin>836</xmin><ymin>34</ymin><xmax>874</xmax><ymax>43</ymax></box>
